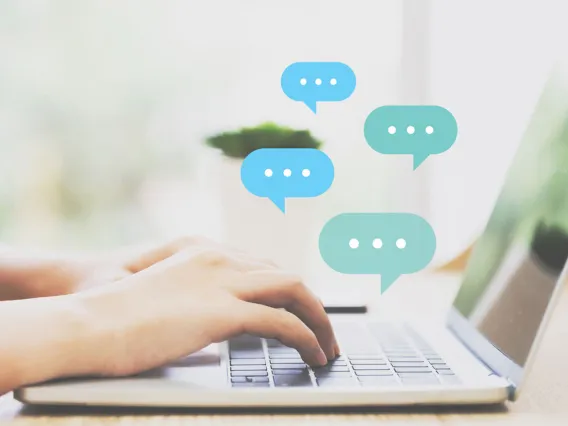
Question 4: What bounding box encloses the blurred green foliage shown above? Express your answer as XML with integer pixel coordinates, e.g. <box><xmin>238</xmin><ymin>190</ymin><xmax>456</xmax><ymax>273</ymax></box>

<box><xmin>454</xmin><ymin>80</ymin><xmax>568</xmax><ymax>317</ymax></box>
<box><xmin>205</xmin><ymin>122</ymin><xmax>323</xmax><ymax>159</ymax></box>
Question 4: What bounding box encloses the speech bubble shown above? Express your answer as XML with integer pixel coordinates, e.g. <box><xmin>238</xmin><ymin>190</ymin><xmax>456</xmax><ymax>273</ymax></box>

<box><xmin>281</xmin><ymin>62</ymin><xmax>356</xmax><ymax>113</ymax></box>
<box><xmin>319</xmin><ymin>213</ymin><xmax>436</xmax><ymax>292</ymax></box>
<box><xmin>364</xmin><ymin>105</ymin><xmax>457</xmax><ymax>169</ymax></box>
<box><xmin>241</xmin><ymin>148</ymin><xmax>334</xmax><ymax>213</ymax></box>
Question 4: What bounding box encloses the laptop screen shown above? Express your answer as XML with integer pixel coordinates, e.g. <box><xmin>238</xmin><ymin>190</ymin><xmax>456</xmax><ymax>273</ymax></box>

<box><xmin>451</xmin><ymin>63</ymin><xmax>568</xmax><ymax>368</ymax></box>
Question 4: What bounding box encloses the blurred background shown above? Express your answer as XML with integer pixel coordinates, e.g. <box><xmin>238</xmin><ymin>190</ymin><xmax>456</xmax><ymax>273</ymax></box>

<box><xmin>0</xmin><ymin>0</ymin><xmax>567</xmax><ymax>290</ymax></box>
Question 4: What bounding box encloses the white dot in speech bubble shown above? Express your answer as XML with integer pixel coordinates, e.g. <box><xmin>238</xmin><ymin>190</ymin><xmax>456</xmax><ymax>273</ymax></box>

<box><xmin>372</xmin><ymin>238</ymin><xmax>383</xmax><ymax>249</ymax></box>
<box><xmin>388</xmin><ymin>126</ymin><xmax>396</xmax><ymax>134</ymax></box>
<box><xmin>283</xmin><ymin>169</ymin><xmax>292</xmax><ymax>177</ymax></box>
<box><xmin>396</xmin><ymin>238</ymin><xmax>406</xmax><ymax>249</ymax></box>
<box><xmin>330</xmin><ymin>78</ymin><xmax>337</xmax><ymax>85</ymax></box>
<box><xmin>300</xmin><ymin>78</ymin><xmax>307</xmax><ymax>86</ymax></box>
<box><xmin>315</xmin><ymin>78</ymin><xmax>322</xmax><ymax>86</ymax></box>
<box><xmin>426</xmin><ymin>126</ymin><xmax>434</xmax><ymax>134</ymax></box>
<box><xmin>349</xmin><ymin>238</ymin><xmax>359</xmax><ymax>249</ymax></box>
<box><xmin>302</xmin><ymin>169</ymin><xmax>310</xmax><ymax>177</ymax></box>
<box><xmin>407</xmin><ymin>126</ymin><xmax>415</xmax><ymax>135</ymax></box>
<box><xmin>264</xmin><ymin>169</ymin><xmax>273</xmax><ymax>177</ymax></box>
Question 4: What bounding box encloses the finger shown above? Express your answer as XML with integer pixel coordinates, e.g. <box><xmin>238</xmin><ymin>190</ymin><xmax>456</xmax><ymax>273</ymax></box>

<box><xmin>124</xmin><ymin>236</ymin><xmax>220</xmax><ymax>273</ymax></box>
<box><xmin>126</xmin><ymin>237</ymin><xmax>278</xmax><ymax>274</ymax></box>
<box><xmin>233</xmin><ymin>271</ymin><xmax>338</xmax><ymax>360</ymax></box>
<box><xmin>317</xmin><ymin>298</ymin><xmax>341</xmax><ymax>357</ymax></box>
<box><xmin>232</xmin><ymin>301</ymin><xmax>328</xmax><ymax>367</ymax></box>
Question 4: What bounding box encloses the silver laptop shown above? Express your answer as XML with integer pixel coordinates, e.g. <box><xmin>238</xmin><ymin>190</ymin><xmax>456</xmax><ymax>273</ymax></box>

<box><xmin>15</xmin><ymin>62</ymin><xmax>568</xmax><ymax>408</ymax></box>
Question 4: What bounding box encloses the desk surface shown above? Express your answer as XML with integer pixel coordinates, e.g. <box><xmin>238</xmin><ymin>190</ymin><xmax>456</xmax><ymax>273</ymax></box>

<box><xmin>2</xmin><ymin>273</ymin><xmax>568</xmax><ymax>425</ymax></box>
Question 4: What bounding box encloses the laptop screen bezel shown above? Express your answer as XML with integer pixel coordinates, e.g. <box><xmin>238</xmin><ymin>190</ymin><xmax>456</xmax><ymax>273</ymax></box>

<box><xmin>445</xmin><ymin>260</ymin><xmax>568</xmax><ymax>400</ymax></box>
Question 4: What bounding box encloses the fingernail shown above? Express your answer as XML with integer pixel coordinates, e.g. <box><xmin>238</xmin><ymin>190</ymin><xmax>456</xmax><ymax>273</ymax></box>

<box><xmin>334</xmin><ymin>343</ymin><xmax>341</xmax><ymax>357</ymax></box>
<box><xmin>316</xmin><ymin>348</ymin><xmax>328</xmax><ymax>366</ymax></box>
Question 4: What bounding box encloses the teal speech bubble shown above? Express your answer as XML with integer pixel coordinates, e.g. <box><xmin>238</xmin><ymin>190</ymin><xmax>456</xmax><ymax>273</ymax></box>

<box><xmin>364</xmin><ymin>106</ymin><xmax>457</xmax><ymax>170</ymax></box>
<box><xmin>319</xmin><ymin>213</ymin><xmax>436</xmax><ymax>292</ymax></box>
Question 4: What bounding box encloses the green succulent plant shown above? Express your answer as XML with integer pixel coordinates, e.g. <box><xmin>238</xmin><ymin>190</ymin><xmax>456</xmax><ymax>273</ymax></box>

<box><xmin>205</xmin><ymin>122</ymin><xmax>323</xmax><ymax>159</ymax></box>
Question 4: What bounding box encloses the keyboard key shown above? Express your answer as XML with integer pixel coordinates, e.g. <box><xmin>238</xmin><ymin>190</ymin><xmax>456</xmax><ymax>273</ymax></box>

<box><xmin>272</xmin><ymin>369</ymin><xmax>308</xmax><ymax>375</ymax></box>
<box><xmin>433</xmin><ymin>366</ymin><xmax>451</xmax><ymax>371</ymax></box>
<box><xmin>317</xmin><ymin>378</ymin><xmax>358</xmax><ymax>387</ymax></box>
<box><xmin>350</xmin><ymin>360</ymin><xmax>387</xmax><ymax>365</ymax></box>
<box><xmin>344</xmin><ymin>348</ymin><xmax>382</xmax><ymax>359</ymax></box>
<box><xmin>231</xmin><ymin>365</ymin><xmax>267</xmax><ymax>371</ymax></box>
<box><xmin>269</xmin><ymin>353</ymin><xmax>302</xmax><ymax>359</ymax></box>
<box><xmin>391</xmin><ymin>361</ymin><xmax>426</xmax><ymax>367</ymax></box>
<box><xmin>436</xmin><ymin>369</ymin><xmax>455</xmax><ymax>375</ymax></box>
<box><xmin>229</xmin><ymin>336</ymin><xmax>262</xmax><ymax>348</ymax></box>
<box><xmin>232</xmin><ymin>383</ymin><xmax>270</xmax><ymax>388</ymax></box>
<box><xmin>230</xmin><ymin>351</ymin><xmax>265</xmax><ymax>359</ymax></box>
<box><xmin>231</xmin><ymin>371</ymin><xmax>268</xmax><ymax>377</ymax></box>
<box><xmin>313</xmin><ymin>371</ymin><xmax>352</xmax><ymax>378</ymax></box>
<box><xmin>271</xmin><ymin>363</ymin><xmax>307</xmax><ymax>369</ymax></box>
<box><xmin>312</xmin><ymin>366</ymin><xmax>350</xmax><ymax>373</ymax></box>
<box><xmin>324</xmin><ymin>359</ymin><xmax>347</xmax><ymax>367</ymax></box>
<box><xmin>355</xmin><ymin>370</ymin><xmax>394</xmax><ymax>376</ymax></box>
<box><xmin>230</xmin><ymin>359</ymin><xmax>266</xmax><ymax>365</ymax></box>
<box><xmin>348</xmin><ymin>354</ymin><xmax>385</xmax><ymax>360</ymax></box>
<box><xmin>397</xmin><ymin>372</ymin><xmax>435</xmax><ymax>378</ymax></box>
<box><xmin>268</xmin><ymin>348</ymin><xmax>299</xmax><ymax>354</ymax></box>
<box><xmin>385</xmin><ymin>355</ymin><xmax>419</xmax><ymax>359</ymax></box>
<box><xmin>248</xmin><ymin>376</ymin><xmax>269</xmax><ymax>383</ymax></box>
<box><xmin>270</xmin><ymin>358</ymin><xmax>305</xmax><ymax>364</ymax></box>
<box><xmin>273</xmin><ymin>374</ymin><xmax>313</xmax><ymax>387</ymax></box>
<box><xmin>394</xmin><ymin>366</ymin><xmax>431</xmax><ymax>373</ymax></box>
<box><xmin>231</xmin><ymin>376</ymin><xmax>270</xmax><ymax>383</ymax></box>
<box><xmin>352</xmin><ymin>365</ymin><xmax>390</xmax><ymax>371</ymax></box>
<box><xmin>426</xmin><ymin>356</ymin><xmax>443</xmax><ymax>361</ymax></box>
<box><xmin>385</xmin><ymin>353</ymin><xmax>419</xmax><ymax>358</ymax></box>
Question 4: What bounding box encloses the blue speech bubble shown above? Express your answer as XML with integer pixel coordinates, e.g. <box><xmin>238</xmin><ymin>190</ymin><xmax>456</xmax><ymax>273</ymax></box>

<box><xmin>281</xmin><ymin>62</ymin><xmax>356</xmax><ymax>113</ymax></box>
<box><xmin>241</xmin><ymin>148</ymin><xmax>334</xmax><ymax>213</ymax></box>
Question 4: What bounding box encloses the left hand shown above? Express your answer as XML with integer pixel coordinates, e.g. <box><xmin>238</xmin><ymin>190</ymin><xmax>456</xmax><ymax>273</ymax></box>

<box><xmin>1</xmin><ymin>236</ymin><xmax>244</xmax><ymax>299</ymax></box>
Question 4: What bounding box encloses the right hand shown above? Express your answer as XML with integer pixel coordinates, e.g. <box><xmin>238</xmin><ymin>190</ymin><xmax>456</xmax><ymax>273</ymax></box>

<box><xmin>76</xmin><ymin>238</ymin><xmax>340</xmax><ymax>377</ymax></box>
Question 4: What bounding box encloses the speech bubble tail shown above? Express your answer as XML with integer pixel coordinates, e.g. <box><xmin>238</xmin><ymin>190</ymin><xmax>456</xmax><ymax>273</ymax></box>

<box><xmin>412</xmin><ymin>153</ymin><xmax>429</xmax><ymax>170</ymax></box>
<box><xmin>380</xmin><ymin>273</ymin><xmax>400</xmax><ymax>293</ymax></box>
<box><xmin>304</xmin><ymin>101</ymin><xmax>317</xmax><ymax>114</ymax></box>
<box><xmin>269</xmin><ymin>197</ymin><xmax>286</xmax><ymax>213</ymax></box>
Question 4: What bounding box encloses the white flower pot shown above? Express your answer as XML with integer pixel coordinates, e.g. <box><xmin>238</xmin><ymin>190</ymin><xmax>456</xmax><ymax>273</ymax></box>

<box><xmin>212</xmin><ymin>154</ymin><xmax>316</xmax><ymax>276</ymax></box>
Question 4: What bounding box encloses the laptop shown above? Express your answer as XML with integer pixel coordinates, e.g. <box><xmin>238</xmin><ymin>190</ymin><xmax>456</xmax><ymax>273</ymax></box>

<box><xmin>15</xmin><ymin>61</ymin><xmax>568</xmax><ymax>408</ymax></box>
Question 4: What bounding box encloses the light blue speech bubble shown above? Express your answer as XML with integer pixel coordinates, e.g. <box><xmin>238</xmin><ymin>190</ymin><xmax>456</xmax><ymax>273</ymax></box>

<box><xmin>319</xmin><ymin>213</ymin><xmax>437</xmax><ymax>293</ymax></box>
<box><xmin>241</xmin><ymin>148</ymin><xmax>334</xmax><ymax>213</ymax></box>
<box><xmin>364</xmin><ymin>105</ymin><xmax>458</xmax><ymax>169</ymax></box>
<box><xmin>281</xmin><ymin>62</ymin><xmax>356</xmax><ymax>113</ymax></box>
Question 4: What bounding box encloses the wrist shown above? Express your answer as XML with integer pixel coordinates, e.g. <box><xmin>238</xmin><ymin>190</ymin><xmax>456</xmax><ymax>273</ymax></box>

<box><xmin>5</xmin><ymin>293</ymin><xmax>115</xmax><ymax>390</ymax></box>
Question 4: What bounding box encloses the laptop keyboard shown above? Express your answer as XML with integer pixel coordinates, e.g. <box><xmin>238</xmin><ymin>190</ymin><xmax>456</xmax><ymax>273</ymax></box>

<box><xmin>229</xmin><ymin>323</ymin><xmax>461</xmax><ymax>388</ymax></box>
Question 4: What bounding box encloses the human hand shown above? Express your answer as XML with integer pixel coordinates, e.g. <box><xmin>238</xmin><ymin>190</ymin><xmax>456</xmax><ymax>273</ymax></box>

<box><xmin>74</xmin><ymin>239</ymin><xmax>339</xmax><ymax>377</ymax></box>
<box><xmin>0</xmin><ymin>236</ymin><xmax>242</xmax><ymax>299</ymax></box>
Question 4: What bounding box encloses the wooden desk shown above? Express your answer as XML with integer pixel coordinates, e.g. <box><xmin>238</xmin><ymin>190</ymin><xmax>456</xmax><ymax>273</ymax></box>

<box><xmin>1</xmin><ymin>272</ymin><xmax>567</xmax><ymax>425</ymax></box>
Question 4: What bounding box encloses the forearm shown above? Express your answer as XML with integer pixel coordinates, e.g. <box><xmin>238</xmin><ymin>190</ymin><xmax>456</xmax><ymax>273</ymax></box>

<box><xmin>0</xmin><ymin>294</ymin><xmax>113</xmax><ymax>395</ymax></box>
<box><xmin>0</xmin><ymin>247</ymin><xmax>78</xmax><ymax>300</ymax></box>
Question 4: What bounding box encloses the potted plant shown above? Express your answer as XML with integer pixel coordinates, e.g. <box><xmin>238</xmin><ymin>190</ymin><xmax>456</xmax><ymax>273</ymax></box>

<box><xmin>205</xmin><ymin>122</ymin><xmax>324</xmax><ymax>275</ymax></box>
